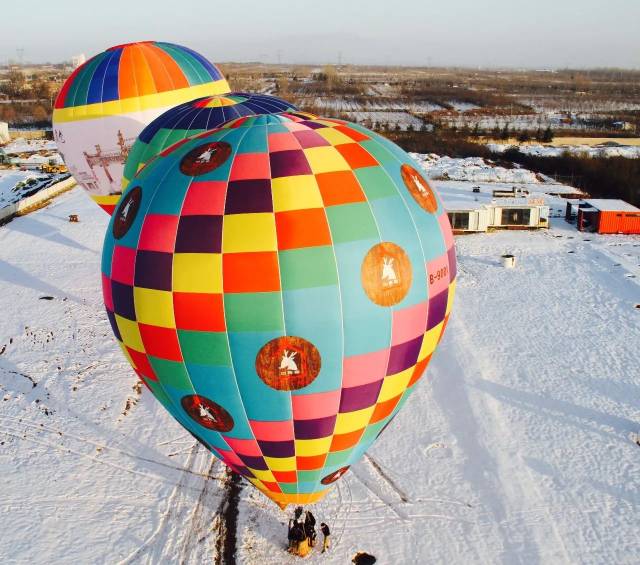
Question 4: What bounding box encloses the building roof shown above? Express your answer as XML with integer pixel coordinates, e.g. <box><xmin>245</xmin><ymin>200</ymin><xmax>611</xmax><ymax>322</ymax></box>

<box><xmin>445</xmin><ymin>202</ymin><xmax>549</xmax><ymax>213</ymax></box>
<box><xmin>445</xmin><ymin>200</ymin><xmax>486</xmax><ymax>212</ymax></box>
<box><xmin>585</xmin><ymin>199</ymin><xmax>640</xmax><ymax>212</ymax></box>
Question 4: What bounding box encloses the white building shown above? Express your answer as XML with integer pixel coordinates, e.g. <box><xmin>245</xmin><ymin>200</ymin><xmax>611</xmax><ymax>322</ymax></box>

<box><xmin>447</xmin><ymin>201</ymin><xmax>549</xmax><ymax>233</ymax></box>
<box><xmin>0</xmin><ymin>122</ymin><xmax>9</xmax><ymax>144</ymax></box>
<box><xmin>448</xmin><ymin>204</ymin><xmax>490</xmax><ymax>233</ymax></box>
<box><xmin>71</xmin><ymin>54</ymin><xmax>86</xmax><ymax>69</ymax></box>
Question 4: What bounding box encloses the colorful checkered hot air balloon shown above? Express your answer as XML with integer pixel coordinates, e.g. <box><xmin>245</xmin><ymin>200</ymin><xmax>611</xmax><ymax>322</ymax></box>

<box><xmin>101</xmin><ymin>112</ymin><xmax>456</xmax><ymax>509</ymax></box>
<box><xmin>123</xmin><ymin>93</ymin><xmax>297</xmax><ymax>189</ymax></box>
<box><xmin>52</xmin><ymin>41</ymin><xmax>230</xmax><ymax>215</ymax></box>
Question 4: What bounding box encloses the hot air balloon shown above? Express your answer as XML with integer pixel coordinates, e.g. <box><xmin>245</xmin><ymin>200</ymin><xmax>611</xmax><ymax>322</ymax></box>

<box><xmin>101</xmin><ymin>112</ymin><xmax>456</xmax><ymax>509</ymax></box>
<box><xmin>52</xmin><ymin>41</ymin><xmax>230</xmax><ymax>215</ymax></box>
<box><xmin>123</xmin><ymin>93</ymin><xmax>297</xmax><ymax>189</ymax></box>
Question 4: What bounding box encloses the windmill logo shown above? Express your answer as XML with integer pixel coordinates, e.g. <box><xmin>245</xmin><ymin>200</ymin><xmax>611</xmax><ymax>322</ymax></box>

<box><xmin>195</xmin><ymin>147</ymin><xmax>215</xmax><ymax>164</ymax></box>
<box><xmin>120</xmin><ymin>197</ymin><xmax>134</xmax><ymax>221</ymax></box>
<box><xmin>361</xmin><ymin>242</ymin><xmax>413</xmax><ymax>307</ymax></box>
<box><xmin>112</xmin><ymin>186</ymin><xmax>142</xmax><ymax>240</ymax></box>
<box><xmin>256</xmin><ymin>336</ymin><xmax>321</xmax><ymax>391</ymax></box>
<box><xmin>180</xmin><ymin>141</ymin><xmax>232</xmax><ymax>176</ymax></box>
<box><xmin>411</xmin><ymin>173</ymin><xmax>428</xmax><ymax>195</ymax></box>
<box><xmin>401</xmin><ymin>163</ymin><xmax>437</xmax><ymax>213</ymax></box>
<box><xmin>198</xmin><ymin>403</ymin><xmax>219</xmax><ymax>425</ymax></box>
<box><xmin>181</xmin><ymin>394</ymin><xmax>234</xmax><ymax>432</ymax></box>
<box><xmin>381</xmin><ymin>256</ymin><xmax>400</xmax><ymax>288</ymax></box>
<box><xmin>279</xmin><ymin>349</ymin><xmax>301</xmax><ymax>377</ymax></box>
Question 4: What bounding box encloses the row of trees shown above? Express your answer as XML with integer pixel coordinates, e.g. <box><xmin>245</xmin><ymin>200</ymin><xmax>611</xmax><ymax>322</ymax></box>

<box><xmin>437</xmin><ymin>123</ymin><xmax>555</xmax><ymax>142</ymax></box>
<box><xmin>386</xmin><ymin>128</ymin><xmax>493</xmax><ymax>159</ymax></box>
<box><xmin>503</xmin><ymin>148</ymin><xmax>640</xmax><ymax>207</ymax></box>
<box><xmin>1</xmin><ymin>69</ymin><xmax>57</xmax><ymax>101</ymax></box>
<box><xmin>0</xmin><ymin>69</ymin><xmax>61</xmax><ymax>125</ymax></box>
<box><xmin>388</xmin><ymin>127</ymin><xmax>639</xmax><ymax>206</ymax></box>
<box><xmin>0</xmin><ymin>103</ymin><xmax>50</xmax><ymax>126</ymax></box>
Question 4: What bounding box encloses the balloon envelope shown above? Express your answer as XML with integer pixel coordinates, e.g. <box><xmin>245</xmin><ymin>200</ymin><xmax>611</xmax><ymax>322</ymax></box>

<box><xmin>123</xmin><ymin>92</ymin><xmax>297</xmax><ymax>189</ymax></box>
<box><xmin>101</xmin><ymin>112</ymin><xmax>456</xmax><ymax>508</ymax></box>
<box><xmin>53</xmin><ymin>41</ymin><xmax>230</xmax><ymax>214</ymax></box>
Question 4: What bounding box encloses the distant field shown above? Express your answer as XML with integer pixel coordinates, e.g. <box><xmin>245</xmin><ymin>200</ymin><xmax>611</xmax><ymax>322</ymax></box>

<box><xmin>546</xmin><ymin>137</ymin><xmax>640</xmax><ymax>147</ymax></box>
<box><xmin>482</xmin><ymin>137</ymin><xmax>640</xmax><ymax>147</ymax></box>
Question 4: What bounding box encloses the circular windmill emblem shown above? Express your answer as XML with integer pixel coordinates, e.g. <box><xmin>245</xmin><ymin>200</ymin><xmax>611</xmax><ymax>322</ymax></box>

<box><xmin>321</xmin><ymin>466</ymin><xmax>350</xmax><ymax>485</ymax></box>
<box><xmin>401</xmin><ymin>163</ymin><xmax>438</xmax><ymax>213</ymax></box>
<box><xmin>255</xmin><ymin>336</ymin><xmax>321</xmax><ymax>391</ymax></box>
<box><xmin>361</xmin><ymin>242</ymin><xmax>412</xmax><ymax>306</ymax></box>
<box><xmin>181</xmin><ymin>394</ymin><xmax>234</xmax><ymax>432</ymax></box>
<box><xmin>180</xmin><ymin>141</ymin><xmax>232</xmax><ymax>176</ymax></box>
<box><xmin>112</xmin><ymin>186</ymin><xmax>142</xmax><ymax>239</ymax></box>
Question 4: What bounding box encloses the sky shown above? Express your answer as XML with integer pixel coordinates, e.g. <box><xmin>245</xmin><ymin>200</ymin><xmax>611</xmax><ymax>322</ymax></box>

<box><xmin>1</xmin><ymin>0</ymin><xmax>639</xmax><ymax>69</ymax></box>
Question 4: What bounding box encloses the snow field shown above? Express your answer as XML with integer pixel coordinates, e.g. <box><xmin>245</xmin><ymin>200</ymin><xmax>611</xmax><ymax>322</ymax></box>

<box><xmin>0</xmin><ymin>187</ymin><xmax>638</xmax><ymax>564</ymax></box>
<box><xmin>489</xmin><ymin>143</ymin><xmax>640</xmax><ymax>159</ymax></box>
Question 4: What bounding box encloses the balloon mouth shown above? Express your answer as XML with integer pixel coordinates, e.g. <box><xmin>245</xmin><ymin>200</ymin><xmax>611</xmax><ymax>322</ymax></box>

<box><xmin>264</xmin><ymin>489</ymin><xmax>330</xmax><ymax>510</ymax></box>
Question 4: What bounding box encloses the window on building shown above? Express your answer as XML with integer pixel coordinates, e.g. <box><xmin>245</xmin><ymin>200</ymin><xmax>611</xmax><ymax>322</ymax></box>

<box><xmin>501</xmin><ymin>208</ymin><xmax>531</xmax><ymax>225</ymax></box>
<box><xmin>448</xmin><ymin>212</ymin><xmax>469</xmax><ymax>230</ymax></box>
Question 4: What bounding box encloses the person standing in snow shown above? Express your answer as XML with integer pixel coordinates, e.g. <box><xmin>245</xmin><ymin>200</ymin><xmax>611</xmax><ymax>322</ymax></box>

<box><xmin>304</xmin><ymin>510</ymin><xmax>317</xmax><ymax>546</ymax></box>
<box><xmin>320</xmin><ymin>522</ymin><xmax>331</xmax><ymax>553</ymax></box>
<box><xmin>287</xmin><ymin>519</ymin><xmax>296</xmax><ymax>551</ymax></box>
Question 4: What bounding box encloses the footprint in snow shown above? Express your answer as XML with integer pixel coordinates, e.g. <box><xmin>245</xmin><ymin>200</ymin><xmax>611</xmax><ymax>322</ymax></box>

<box><xmin>424</xmin><ymin>442</ymin><xmax>448</xmax><ymax>456</ymax></box>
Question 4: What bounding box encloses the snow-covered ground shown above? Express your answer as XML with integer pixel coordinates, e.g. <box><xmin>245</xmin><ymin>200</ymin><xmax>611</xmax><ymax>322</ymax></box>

<box><xmin>12</xmin><ymin>153</ymin><xmax>65</xmax><ymax>167</ymax></box>
<box><xmin>1</xmin><ymin>187</ymin><xmax>639</xmax><ymax>564</ymax></box>
<box><xmin>489</xmin><ymin>143</ymin><xmax>640</xmax><ymax>159</ymax></box>
<box><xmin>412</xmin><ymin>154</ymin><xmax>587</xmax><ymax>215</ymax></box>
<box><xmin>441</xmin><ymin>114</ymin><xmax>586</xmax><ymax>132</ymax></box>
<box><xmin>0</xmin><ymin>137</ymin><xmax>66</xmax><ymax>207</ymax></box>
<box><xmin>518</xmin><ymin>98</ymin><xmax>640</xmax><ymax>114</ymax></box>
<box><xmin>414</xmin><ymin>153</ymin><xmax>544</xmax><ymax>184</ymax></box>
<box><xmin>2</xmin><ymin>138</ymin><xmax>57</xmax><ymax>155</ymax></box>
<box><xmin>447</xmin><ymin>101</ymin><xmax>480</xmax><ymax>112</ymax></box>
<box><xmin>347</xmin><ymin>111</ymin><xmax>425</xmax><ymax>131</ymax></box>
<box><xmin>0</xmin><ymin>170</ymin><xmax>60</xmax><ymax>208</ymax></box>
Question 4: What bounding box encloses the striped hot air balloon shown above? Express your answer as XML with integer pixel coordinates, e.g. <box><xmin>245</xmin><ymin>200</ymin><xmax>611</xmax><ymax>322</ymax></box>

<box><xmin>52</xmin><ymin>41</ymin><xmax>230</xmax><ymax>215</ymax></box>
<box><xmin>123</xmin><ymin>93</ymin><xmax>297</xmax><ymax>188</ymax></box>
<box><xmin>101</xmin><ymin>112</ymin><xmax>456</xmax><ymax>509</ymax></box>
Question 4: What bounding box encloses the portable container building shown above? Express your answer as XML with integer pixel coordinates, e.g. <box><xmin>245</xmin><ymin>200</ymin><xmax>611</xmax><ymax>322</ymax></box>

<box><xmin>575</xmin><ymin>199</ymin><xmax>640</xmax><ymax>234</ymax></box>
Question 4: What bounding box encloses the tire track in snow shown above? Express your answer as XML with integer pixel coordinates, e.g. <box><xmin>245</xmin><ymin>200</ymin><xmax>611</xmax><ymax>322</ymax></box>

<box><xmin>0</xmin><ymin>415</ymin><xmax>218</xmax><ymax>483</ymax></box>
<box><xmin>428</xmin><ymin>315</ymin><xmax>540</xmax><ymax>564</ymax></box>
<box><xmin>349</xmin><ymin>463</ymin><xmax>408</xmax><ymax>520</ymax></box>
<box><xmin>178</xmin><ymin>458</ymin><xmax>220</xmax><ymax>564</ymax></box>
<box><xmin>364</xmin><ymin>453</ymin><xmax>409</xmax><ymax>503</ymax></box>
<box><xmin>116</xmin><ymin>444</ymin><xmax>203</xmax><ymax>565</ymax></box>
<box><xmin>214</xmin><ymin>468</ymin><xmax>243</xmax><ymax>565</ymax></box>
